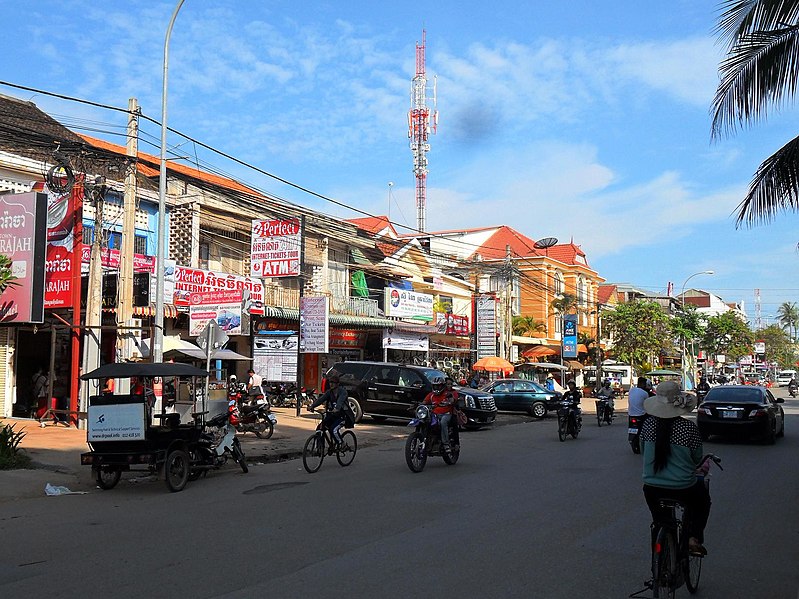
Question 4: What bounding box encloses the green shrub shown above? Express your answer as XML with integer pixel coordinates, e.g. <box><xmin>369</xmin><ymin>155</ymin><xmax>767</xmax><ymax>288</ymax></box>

<box><xmin>0</xmin><ymin>423</ymin><xmax>31</xmax><ymax>470</ymax></box>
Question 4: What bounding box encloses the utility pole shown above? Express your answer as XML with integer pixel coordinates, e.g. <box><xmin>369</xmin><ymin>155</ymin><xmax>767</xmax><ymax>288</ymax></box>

<box><xmin>116</xmin><ymin>98</ymin><xmax>138</xmax><ymax>393</ymax></box>
<box><xmin>81</xmin><ymin>180</ymin><xmax>105</xmax><ymax>418</ymax></box>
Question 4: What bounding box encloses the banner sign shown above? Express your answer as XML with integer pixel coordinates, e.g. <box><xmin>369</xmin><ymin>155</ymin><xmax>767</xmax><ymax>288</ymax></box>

<box><xmin>250</xmin><ymin>218</ymin><xmax>301</xmax><ymax>278</ymax></box>
<box><xmin>87</xmin><ymin>403</ymin><xmax>146</xmax><ymax>442</ymax></box>
<box><xmin>382</xmin><ymin>329</ymin><xmax>429</xmax><ymax>351</ymax></box>
<box><xmin>0</xmin><ymin>192</ymin><xmax>48</xmax><ymax>322</ymax></box>
<box><xmin>562</xmin><ymin>314</ymin><xmax>578</xmax><ymax>358</ymax></box>
<box><xmin>329</xmin><ymin>329</ymin><xmax>367</xmax><ymax>348</ymax></box>
<box><xmin>36</xmin><ymin>181</ymin><xmax>81</xmax><ymax>308</ymax></box>
<box><xmin>475</xmin><ymin>294</ymin><xmax>497</xmax><ymax>359</ymax></box>
<box><xmin>189</xmin><ymin>290</ymin><xmax>243</xmax><ymax>336</ymax></box>
<box><xmin>435</xmin><ymin>312</ymin><xmax>469</xmax><ymax>336</ymax></box>
<box><xmin>253</xmin><ymin>334</ymin><xmax>298</xmax><ymax>382</ymax></box>
<box><xmin>171</xmin><ymin>265</ymin><xmax>264</xmax><ymax>314</ymax></box>
<box><xmin>384</xmin><ymin>288</ymin><xmax>434</xmax><ymax>319</ymax></box>
<box><xmin>300</xmin><ymin>296</ymin><xmax>329</xmax><ymax>353</ymax></box>
<box><xmin>80</xmin><ymin>246</ymin><xmax>155</xmax><ymax>273</ymax></box>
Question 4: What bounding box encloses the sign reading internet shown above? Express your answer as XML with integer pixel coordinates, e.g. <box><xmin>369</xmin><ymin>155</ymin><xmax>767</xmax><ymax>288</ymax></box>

<box><xmin>250</xmin><ymin>218</ymin><xmax>301</xmax><ymax>278</ymax></box>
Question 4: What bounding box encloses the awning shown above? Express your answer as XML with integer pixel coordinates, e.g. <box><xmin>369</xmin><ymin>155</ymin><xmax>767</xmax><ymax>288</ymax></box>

<box><xmin>567</xmin><ymin>360</ymin><xmax>584</xmax><ymax>369</ymax></box>
<box><xmin>259</xmin><ymin>305</ymin><xmax>436</xmax><ymax>331</ymax></box>
<box><xmin>512</xmin><ymin>335</ymin><xmax>547</xmax><ymax>346</ymax></box>
<box><xmin>165</xmin><ymin>347</ymin><xmax>252</xmax><ymax>361</ymax></box>
<box><xmin>522</xmin><ymin>346</ymin><xmax>558</xmax><ymax>359</ymax></box>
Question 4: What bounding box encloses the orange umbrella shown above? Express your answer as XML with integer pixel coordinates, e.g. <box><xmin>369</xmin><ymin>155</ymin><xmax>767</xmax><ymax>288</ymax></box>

<box><xmin>473</xmin><ymin>356</ymin><xmax>515</xmax><ymax>372</ymax></box>
<box><xmin>521</xmin><ymin>345</ymin><xmax>558</xmax><ymax>359</ymax></box>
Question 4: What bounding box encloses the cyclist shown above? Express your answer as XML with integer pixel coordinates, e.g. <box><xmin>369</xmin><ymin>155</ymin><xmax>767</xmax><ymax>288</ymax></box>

<box><xmin>307</xmin><ymin>370</ymin><xmax>348</xmax><ymax>448</ymax></box>
<box><xmin>641</xmin><ymin>380</ymin><xmax>710</xmax><ymax>557</ymax></box>
<box><xmin>423</xmin><ymin>375</ymin><xmax>455</xmax><ymax>451</ymax></box>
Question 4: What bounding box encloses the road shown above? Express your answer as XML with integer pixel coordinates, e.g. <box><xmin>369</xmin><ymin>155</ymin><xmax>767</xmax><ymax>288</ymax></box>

<box><xmin>2</xmin><ymin>392</ymin><xmax>798</xmax><ymax>598</ymax></box>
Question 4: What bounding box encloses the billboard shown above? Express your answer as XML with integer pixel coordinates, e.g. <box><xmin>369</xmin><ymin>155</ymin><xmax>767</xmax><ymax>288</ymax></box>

<box><xmin>250</xmin><ymin>218</ymin><xmax>301</xmax><ymax>278</ymax></box>
<box><xmin>475</xmin><ymin>294</ymin><xmax>497</xmax><ymax>359</ymax></box>
<box><xmin>188</xmin><ymin>290</ymin><xmax>243</xmax><ymax>336</ymax></box>
<box><xmin>0</xmin><ymin>192</ymin><xmax>48</xmax><ymax>322</ymax></box>
<box><xmin>383</xmin><ymin>288</ymin><xmax>434</xmax><ymax>319</ymax></box>
<box><xmin>562</xmin><ymin>314</ymin><xmax>578</xmax><ymax>358</ymax></box>
<box><xmin>35</xmin><ymin>181</ymin><xmax>81</xmax><ymax>308</ymax></box>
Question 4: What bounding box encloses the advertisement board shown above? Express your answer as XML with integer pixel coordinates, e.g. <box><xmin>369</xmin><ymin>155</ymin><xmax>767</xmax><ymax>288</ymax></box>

<box><xmin>382</xmin><ymin>329</ymin><xmax>429</xmax><ymax>351</ymax></box>
<box><xmin>0</xmin><ymin>192</ymin><xmax>47</xmax><ymax>322</ymax></box>
<box><xmin>475</xmin><ymin>294</ymin><xmax>497</xmax><ymax>359</ymax></box>
<box><xmin>35</xmin><ymin>181</ymin><xmax>81</xmax><ymax>308</ymax></box>
<box><xmin>87</xmin><ymin>403</ymin><xmax>146</xmax><ymax>442</ymax></box>
<box><xmin>383</xmin><ymin>288</ymin><xmax>434</xmax><ymax>319</ymax></box>
<box><xmin>171</xmin><ymin>265</ymin><xmax>264</xmax><ymax>315</ymax></box>
<box><xmin>435</xmin><ymin>312</ymin><xmax>469</xmax><ymax>336</ymax></box>
<box><xmin>562</xmin><ymin>314</ymin><xmax>578</xmax><ymax>358</ymax></box>
<box><xmin>250</xmin><ymin>218</ymin><xmax>301</xmax><ymax>278</ymax></box>
<box><xmin>300</xmin><ymin>296</ymin><xmax>329</xmax><ymax>353</ymax></box>
<box><xmin>253</xmin><ymin>334</ymin><xmax>298</xmax><ymax>382</ymax></box>
<box><xmin>189</xmin><ymin>290</ymin><xmax>243</xmax><ymax>336</ymax></box>
<box><xmin>80</xmin><ymin>246</ymin><xmax>155</xmax><ymax>273</ymax></box>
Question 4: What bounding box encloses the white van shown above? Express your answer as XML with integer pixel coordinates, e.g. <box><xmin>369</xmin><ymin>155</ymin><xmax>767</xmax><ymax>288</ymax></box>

<box><xmin>777</xmin><ymin>369</ymin><xmax>797</xmax><ymax>387</ymax></box>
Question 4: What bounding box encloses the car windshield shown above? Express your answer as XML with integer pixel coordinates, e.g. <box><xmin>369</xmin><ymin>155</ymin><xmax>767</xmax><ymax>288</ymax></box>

<box><xmin>705</xmin><ymin>387</ymin><xmax>764</xmax><ymax>404</ymax></box>
<box><xmin>420</xmin><ymin>368</ymin><xmax>447</xmax><ymax>384</ymax></box>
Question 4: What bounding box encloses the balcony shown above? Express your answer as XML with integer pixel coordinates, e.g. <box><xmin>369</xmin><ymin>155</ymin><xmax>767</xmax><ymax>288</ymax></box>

<box><xmin>261</xmin><ymin>284</ymin><xmax>378</xmax><ymax>317</ymax></box>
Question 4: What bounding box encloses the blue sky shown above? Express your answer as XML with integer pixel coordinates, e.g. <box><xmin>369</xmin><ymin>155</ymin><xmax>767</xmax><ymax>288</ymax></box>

<box><xmin>2</xmin><ymin>0</ymin><xmax>798</xmax><ymax>323</ymax></box>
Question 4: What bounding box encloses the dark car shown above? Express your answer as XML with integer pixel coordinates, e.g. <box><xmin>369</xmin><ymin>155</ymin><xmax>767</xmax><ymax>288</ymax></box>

<box><xmin>483</xmin><ymin>378</ymin><xmax>562</xmax><ymax>418</ymax></box>
<box><xmin>697</xmin><ymin>385</ymin><xmax>785</xmax><ymax>444</ymax></box>
<box><xmin>327</xmin><ymin>361</ymin><xmax>497</xmax><ymax>428</ymax></box>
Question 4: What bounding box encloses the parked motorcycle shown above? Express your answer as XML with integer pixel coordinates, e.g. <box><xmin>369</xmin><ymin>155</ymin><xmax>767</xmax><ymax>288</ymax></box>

<box><xmin>556</xmin><ymin>400</ymin><xmax>582</xmax><ymax>441</ymax></box>
<box><xmin>628</xmin><ymin>414</ymin><xmax>647</xmax><ymax>454</ymax></box>
<box><xmin>190</xmin><ymin>410</ymin><xmax>249</xmax><ymax>477</ymax></box>
<box><xmin>268</xmin><ymin>382</ymin><xmax>297</xmax><ymax>407</ymax></box>
<box><xmin>228</xmin><ymin>395</ymin><xmax>276</xmax><ymax>439</ymax></box>
<box><xmin>405</xmin><ymin>403</ymin><xmax>460</xmax><ymax>472</ymax></box>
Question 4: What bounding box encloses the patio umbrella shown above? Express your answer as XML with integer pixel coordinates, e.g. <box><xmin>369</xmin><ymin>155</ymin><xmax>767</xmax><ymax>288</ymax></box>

<box><xmin>521</xmin><ymin>345</ymin><xmax>558</xmax><ymax>359</ymax></box>
<box><xmin>473</xmin><ymin>356</ymin><xmax>515</xmax><ymax>372</ymax></box>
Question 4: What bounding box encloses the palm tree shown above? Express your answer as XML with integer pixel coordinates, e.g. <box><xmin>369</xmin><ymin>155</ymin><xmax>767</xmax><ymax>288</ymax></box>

<box><xmin>777</xmin><ymin>301</ymin><xmax>799</xmax><ymax>341</ymax></box>
<box><xmin>512</xmin><ymin>315</ymin><xmax>546</xmax><ymax>337</ymax></box>
<box><xmin>712</xmin><ymin>1</ymin><xmax>799</xmax><ymax>225</ymax></box>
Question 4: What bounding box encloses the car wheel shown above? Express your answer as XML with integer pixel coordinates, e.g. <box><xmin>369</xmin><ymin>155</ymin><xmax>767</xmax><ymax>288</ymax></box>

<box><xmin>778</xmin><ymin>411</ymin><xmax>785</xmax><ymax>438</ymax></box>
<box><xmin>529</xmin><ymin>402</ymin><xmax>547</xmax><ymax>419</ymax></box>
<box><xmin>348</xmin><ymin>397</ymin><xmax>363</xmax><ymax>424</ymax></box>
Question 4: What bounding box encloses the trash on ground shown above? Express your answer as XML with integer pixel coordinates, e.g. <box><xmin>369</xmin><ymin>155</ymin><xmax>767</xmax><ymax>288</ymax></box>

<box><xmin>45</xmin><ymin>483</ymin><xmax>87</xmax><ymax>496</ymax></box>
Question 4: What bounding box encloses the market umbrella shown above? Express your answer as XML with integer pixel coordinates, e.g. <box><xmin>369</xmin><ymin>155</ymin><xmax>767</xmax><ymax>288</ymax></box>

<box><xmin>473</xmin><ymin>356</ymin><xmax>515</xmax><ymax>373</ymax></box>
<box><xmin>521</xmin><ymin>346</ymin><xmax>558</xmax><ymax>359</ymax></box>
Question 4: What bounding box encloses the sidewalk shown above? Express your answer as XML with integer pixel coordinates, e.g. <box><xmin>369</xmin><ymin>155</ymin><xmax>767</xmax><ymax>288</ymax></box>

<box><xmin>0</xmin><ymin>407</ymin><xmax>409</xmax><ymax>502</ymax></box>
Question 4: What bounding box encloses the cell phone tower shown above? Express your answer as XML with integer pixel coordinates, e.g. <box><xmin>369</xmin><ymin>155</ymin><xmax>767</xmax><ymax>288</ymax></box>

<box><xmin>408</xmin><ymin>30</ymin><xmax>438</xmax><ymax>233</ymax></box>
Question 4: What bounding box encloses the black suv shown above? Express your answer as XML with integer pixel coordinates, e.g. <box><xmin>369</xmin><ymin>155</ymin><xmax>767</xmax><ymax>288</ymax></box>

<box><xmin>326</xmin><ymin>361</ymin><xmax>497</xmax><ymax>429</ymax></box>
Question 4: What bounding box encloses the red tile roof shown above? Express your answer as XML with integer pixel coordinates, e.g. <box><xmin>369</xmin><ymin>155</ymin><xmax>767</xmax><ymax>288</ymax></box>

<box><xmin>543</xmin><ymin>242</ymin><xmax>590</xmax><ymax>268</ymax></box>
<box><xmin>346</xmin><ymin>215</ymin><xmax>398</xmax><ymax>237</ymax></box>
<box><xmin>597</xmin><ymin>284</ymin><xmax>617</xmax><ymax>305</ymax></box>
<box><xmin>79</xmin><ymin>134</ymin><xmax>261</xmax><ymax>196</ymax></box>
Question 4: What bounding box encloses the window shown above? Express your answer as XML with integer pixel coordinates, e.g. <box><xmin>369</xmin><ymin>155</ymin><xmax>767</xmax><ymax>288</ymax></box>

<box><xmin>199</xmin><ymin>243</ymin><xmax>210</xmax><ymax>270</ymax></box>
<box><xmin>134</xmin><ymin>235</ymin><xmax>148</xmax><ymax>255</ymax></box>
<box><xmin>514</xmin><ymin>381</ymin><xmax>536</xmax><ymax>391</ymax></box>
<box><xmin>554</xmin><ymin>272</ymin><xmax>564</xmax><ymax>296</ymax></box>
<box><xmin>398</xmin><ymin>369</ymin><xmax>424</xmax><ymax>387</ymax></box>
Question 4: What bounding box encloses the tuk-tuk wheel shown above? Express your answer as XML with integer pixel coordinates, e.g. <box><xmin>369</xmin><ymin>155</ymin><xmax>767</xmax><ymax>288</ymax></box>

<box><xmin>95</xmin><ymin>467</ymin><xmax>121</xmax><ymax>490</ymax></box>
<box><xmin>164</xmin><ymin>449</ymin><xmax>190</xmax><ymax>492</ymax></box>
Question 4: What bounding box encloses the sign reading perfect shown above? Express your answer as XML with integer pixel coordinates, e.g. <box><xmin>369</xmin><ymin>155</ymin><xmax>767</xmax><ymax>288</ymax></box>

<box><xmin>250</xmin><ymin>218</ymin><xmax>301</xmax><ymax>278</ymax></box>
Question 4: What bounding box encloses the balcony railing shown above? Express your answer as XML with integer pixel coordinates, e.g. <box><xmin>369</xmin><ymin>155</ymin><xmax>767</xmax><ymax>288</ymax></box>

<box><xmin>261</xmin><ymin>284</ymin><xmax>378</xmax><ymax>317</ymax></box>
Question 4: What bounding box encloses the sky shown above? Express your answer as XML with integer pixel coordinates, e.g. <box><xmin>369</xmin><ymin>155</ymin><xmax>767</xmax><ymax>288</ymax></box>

<box><xmin>2</xmin><ymin>0</ymin><xmax>798</xmax><ymax>324</ymax></box>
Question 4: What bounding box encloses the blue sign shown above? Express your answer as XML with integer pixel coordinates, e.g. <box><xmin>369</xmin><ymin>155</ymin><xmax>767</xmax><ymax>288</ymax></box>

<box><xmin>562</xmin><ymin>314</ymin><xmax>578</xmax><ymax>358</ymax></box>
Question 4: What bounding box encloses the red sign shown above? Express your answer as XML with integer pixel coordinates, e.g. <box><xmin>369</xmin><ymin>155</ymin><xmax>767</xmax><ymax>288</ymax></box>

<box><xmin>189</xmin><ymin>289</ymin><xmax>242</xmax><ymax>305</ymax></box>
<box><xmin>329</xmin><ymin>329</ymin><xmax>367</xmax><ymax>348</ymax></box>
<box><xmin>35</xmin><ymin>181</ymin><xmax>81</xmax><ymax>308</ymax></box>
<box><xmin>435</xmin><ymin>312</ymin><xmax>469</xmax><ymax>336</ymax></box>
<box><xmin>80</xmin><ymin>246</ymin><xmax>155</xmax><ymax>272</ymax></box>
<box><xmin>172</xmin><ymin>266</ymin><xmax>264</xmax><ymax>314</ymax></box>
<box><xmin>0</xmin><ymin>193</ymin><xmax>48</xmax><ymax>322</ymax></box>
<box><xmin>250</xmin><ymin>217</ymin><xmax>301</xmax><ymax>278</ymax></box>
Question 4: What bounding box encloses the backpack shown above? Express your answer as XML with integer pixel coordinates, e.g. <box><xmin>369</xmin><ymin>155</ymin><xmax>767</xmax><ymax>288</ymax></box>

<box><xmin>342</xmin><ymin>401</ymin><xmax>356</xmax><ymax>428</ymax></box>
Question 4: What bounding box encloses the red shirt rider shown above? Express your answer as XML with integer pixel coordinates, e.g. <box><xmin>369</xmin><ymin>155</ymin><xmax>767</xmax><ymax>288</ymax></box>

<box><xmin>423</xmin><ymin>387</ymin><xmax>453</xmax><ymax>415</ymax></box>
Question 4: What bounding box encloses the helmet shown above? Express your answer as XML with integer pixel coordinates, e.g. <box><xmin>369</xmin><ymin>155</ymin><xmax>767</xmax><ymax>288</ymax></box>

<box><xmin>326</xmin><ymin>370</ymin><xmax>341</xmax><ymax>384</ymax></box>
<box><xmin>229</xmin><ymin>375</ymin><xmax>237</xmax><ymax>383</ymax></box>
<box><xmin>431</xmin><ymin>375</ymin><xmax>446</xmax><ymax>393</ymax></box>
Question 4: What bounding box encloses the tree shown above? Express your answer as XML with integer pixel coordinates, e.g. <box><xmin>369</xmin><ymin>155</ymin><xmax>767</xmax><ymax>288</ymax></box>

<box><xmin>776</xmin><ymin>301</ymin><xmax>799</xmax><ymax>341</ymax></box>
<box><xmin>671</xmin><ymin>304</ymin><xmax>707</xmax><ymax>346</ymax></box>
<box><xmin>512</xmin><ymin>315</ymin><xmax>546</xmax><ymax>336</ymax></box>
<box><xmin>755</xmin><ymin>325</ymin><xmax>795</xmax><ymax>369</ymax></box>
<box><xmin>712</xmin><ymin>1</ymin><xmax>799</xmax><ymax>225</ymax></box>
<box><xmin>0</xmin><ymin>255</ymin><xmax>17</xmax><ymax>295</ymax></box>
<box><xmin>601</xmin><ymin>300</ymin><xmax>676</xmax><ymax>371</ymax></box>
<box><xmin>701</xmin><ymin>312</ymin><xmax>754</xmax><ymax>362</ymax></box>
<box><xmin>578</xmin><ymin>331</ymin><xmax>601</xmax><ymax>366</ymax></box>
<box><xmin>550</xmin><ymin>293</ymin><xmax>578</xmax><ymax>316</ymax></box>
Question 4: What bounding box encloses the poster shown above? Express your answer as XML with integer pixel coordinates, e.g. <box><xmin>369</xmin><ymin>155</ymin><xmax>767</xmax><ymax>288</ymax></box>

<box><xmin>562</xmin><ymin>314</ymin><xmax>578</xmax><ymax>358</ymax></box>
<box><xmin>36</xmin><ymin>180</ymin><xmax>81</xmax><ymax>308</ymax></box>
<box><xmin>189</xmin><ymin>290</ymin><xmax>243</xmax><ymax>336</ymax></box>
<box><xmin>250</xmin><ymin>218</ymin><xmax>301</xmax><ymax>278</ymax></box>
<box><xmin>253</xmin><ymin>334</ymin><xmax>298</xmax><ymax>382</ymax></box>
<box><xmin>300</xmin><ymin>296</ymin><xmax>329</xmax><ymax>353</ymax></box>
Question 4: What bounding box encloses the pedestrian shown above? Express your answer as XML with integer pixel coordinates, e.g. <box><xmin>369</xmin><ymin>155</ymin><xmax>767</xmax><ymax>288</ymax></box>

<box><xmin>247</xmin><ymin>368</ymin><xmax>264</xmax><ymax>397</ymax></box>
<box><xmin>545</xmin><ymin>373</ymin><xmax>556</xmax><ymax>392</ymax></box>
<box><xmin>32</xmin><ymin>367</ymin><xmax>49</xmax><ymax>418</ymax></box>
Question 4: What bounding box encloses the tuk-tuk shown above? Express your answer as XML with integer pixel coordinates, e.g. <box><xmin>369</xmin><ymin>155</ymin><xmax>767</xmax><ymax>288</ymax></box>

<box><xmin>80</xmin><ymin>361</ymin><xmax>247</xmax><ymax>492</ymax></box>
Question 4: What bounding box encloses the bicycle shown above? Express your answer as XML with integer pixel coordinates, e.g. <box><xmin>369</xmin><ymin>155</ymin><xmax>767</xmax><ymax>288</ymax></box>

<box><xmin>635</xmin><ymin>454</ymin><xmax>722</xmax><ymax>599</ymax></box>
<box><xmin>302</xmin><ymin>409</ymin><xmax>358</xmax><ymax>474</ymax></box>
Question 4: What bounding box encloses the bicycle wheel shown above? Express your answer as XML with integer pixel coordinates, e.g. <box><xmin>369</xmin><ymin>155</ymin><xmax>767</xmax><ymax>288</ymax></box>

<box><xmin>336</xmin><ymin>430</ymin><xmax>357</xmax><ymax>467</ymax></box>
<box><xmin>652</xmin><ymin>527</ymin><xmax>677</xmax><ymax>599</ymax></box>
<box><xmin>684</xmin><ymin>552</ymin><xmax>702</xmax><ymax>593</ymax></box>
<box><xmin>302</xmin><ymin>432</ymin><xmax>326</xmax><ymax>474</ymax></box>
<box><xmin>558</xmin><ymin>414</ymin><xmax>567</xmax><ymax>442</ymax></box>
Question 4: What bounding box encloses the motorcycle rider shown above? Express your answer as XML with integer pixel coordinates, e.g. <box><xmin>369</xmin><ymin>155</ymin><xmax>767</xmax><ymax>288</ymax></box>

<box><xmin>628</xmin><ymin>377</ymin><xmax>650</xmax><ymax>419</ymax></box>
<box><xmin>641</xmin><ymin>381</ymin><xmax>711</xmax><ymax>557</ymax></box>
<box><xmin>696</xmin><ymin>376</ymin><xmax>711</xmax><ymax>402</ymax></box>
<box><xmin>788</xmin><ymin>376</ymin><xmax>798</xmax><ymax>397</ymax></box>
<box><xmin>595</xmin><ymin>379</ymin><xmax>615</xmax><ymax>416</ymax></box>
<box><xmin>307</xmin><ymin>370</ymin><xmax>348</xmax><ymax>447</ymax></box>
<box><xmin>423</xmin><ymin>375</ymin><xmax>455</xmax><ymax>451</ymax></box>
<box><xmin>562</xmin><ymin>380</ymin><xmax>582</xmax><ymax>426</ymax></box>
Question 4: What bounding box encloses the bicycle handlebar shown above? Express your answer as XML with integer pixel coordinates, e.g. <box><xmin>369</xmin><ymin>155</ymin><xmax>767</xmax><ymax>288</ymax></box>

<box><xmin>700</xmin><ymin>453</ymin><xmax>723</xmax><ymax>471</ymax></box>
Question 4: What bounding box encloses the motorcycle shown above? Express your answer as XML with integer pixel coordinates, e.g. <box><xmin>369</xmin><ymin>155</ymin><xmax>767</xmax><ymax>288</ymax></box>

<box><xmin>628</xmin><ymin>414</ymin><xmax>647</xmax><ymax>454</ymax></box>
<box><xmin>789</xmin><ymin>385</ymin><xmax>797</xmax><ymax>398</ymax></box>
<box><xmin>557</xmin><ymin>400</ymin><xmax>582</xmax><ymax>441</ymax></box>
<box><xmin>405</xmin><ymin>403</ymin><xmax>461</xmax><ymax>472</ymax></box>
<box><xmin>190</xmin><ymin>410</ymin><xmax>249</xmax><ymax>477</ymax></box>
<box><xmin>595</xmin><ymin>397</ymin><xmax>614</xmax><ymax>426</ymax></box>
<box><xmin>228</xmin><ymin>383</ymin><xmax>276</xmax><ymax>439</ymax></box>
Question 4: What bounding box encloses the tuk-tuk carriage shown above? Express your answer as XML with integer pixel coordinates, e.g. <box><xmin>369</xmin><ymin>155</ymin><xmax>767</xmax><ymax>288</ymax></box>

<box><xmin>80</xmin><ymin>362</ymin><xmax>248</xmax><ymax>492</ymax></box>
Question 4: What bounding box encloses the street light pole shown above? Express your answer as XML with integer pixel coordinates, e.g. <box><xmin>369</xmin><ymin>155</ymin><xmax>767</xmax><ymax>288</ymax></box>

<box><xmin>154</xmin><ymin>0</ymin><xmax>185</xmax><ymax>365</ymax></box>
<box><xmin>679</xmin><ymin>270</ymin><xmax>714</xmax><ymax>390</ymax></box>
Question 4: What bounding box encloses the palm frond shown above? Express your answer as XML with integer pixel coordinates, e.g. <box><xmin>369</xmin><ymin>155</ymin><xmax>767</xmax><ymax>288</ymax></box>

<box><xmin>735</xmin><ymin>134</ymin><xmax>799</xmax><ymax>225</ymax></box>
<box><xmin>716</xmin><ymin>0</ymin><xmax>799</xmax><ymax>47</ymax></box>
<box><xmin>712</xmin><ymin>24</ymin><xmax>799</xmax><ymax>137</ymax></box>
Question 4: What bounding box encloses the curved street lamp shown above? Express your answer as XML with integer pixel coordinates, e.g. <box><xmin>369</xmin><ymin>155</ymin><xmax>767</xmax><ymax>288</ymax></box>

<box><xmin>679</xmin><ymin>270</ymin><xmax>715</xmax><ymax>389</ymax></box>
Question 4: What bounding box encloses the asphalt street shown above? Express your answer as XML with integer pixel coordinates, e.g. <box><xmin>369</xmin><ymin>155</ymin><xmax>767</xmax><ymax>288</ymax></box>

<box><xmin>1</xmin><ymin>392</ymin><xmax>798</xmax><ymax>599</ymax></box>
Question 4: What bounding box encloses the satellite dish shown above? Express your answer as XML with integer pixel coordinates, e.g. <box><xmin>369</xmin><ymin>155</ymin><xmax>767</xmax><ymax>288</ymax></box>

<box><xmin>534</xmin><ymin>237</ymin><xmax>558</xmax><ymax>249</ymax></box>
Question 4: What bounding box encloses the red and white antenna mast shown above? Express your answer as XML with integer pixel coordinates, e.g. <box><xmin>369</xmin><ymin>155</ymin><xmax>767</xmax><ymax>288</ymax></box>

<box><xmin>408</xmin><ymin>30</ymin><xmax>437</xmax><ymax>233</ymax></box>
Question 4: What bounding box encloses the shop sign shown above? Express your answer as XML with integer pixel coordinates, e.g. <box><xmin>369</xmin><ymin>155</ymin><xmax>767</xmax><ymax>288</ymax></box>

<box><xmin>189</xmin><ymin>290</ymin><xmax>243</xmax><ymax>336</ymax></box>
<box><xmin>171</xmin><ymin>265</ymin><xmax>264</xmax><ymax>315</ymax></box>
<box><xmin>0</xmin><ymin>192</ymin><xmax>48</xmax><ymax>322</ymax></box>
<box><xmin>80</xmin><ymin>246</ymin><xmax>155</xmax><ymax>273</ymax></box>
<box><xmin>250</xmin><ymin>218</ymin><xmax>301</xmax><ymax>278</ymax></box>
<box><xmin>475</xmin><ymin>294</ymin><xmax>496</xmax><ymax>359</ymax></box>
<box><xmin>384</xmin><ymin>288</ymin><xmax>434</xmax><ymax>319</ymax></box>
<box><xmin>253</xmin><ymin>334</ymin><xmax>298</xmax><ymax>382</ymax></box>
<box><xmin>562</xmin><ymin>314</ymin><xmax>578</xmax><ymax>358</ymax></box>
<box><xmin>330</xmin><ymin>329</ymin><xmax>367</xmax><ymax>348</ymax></box>
<box><xmin>754</xmin><ymin>341</ymin><xmax>766</xmax><ymax>354</ymax></box>
<box><xmin>35</xmin><ymin>181</ymin><xmax>81</xmax><ymax>309</ymax></box>
<box><xmin>300</xmin><ymin>295</ymin><xmax>329</xmax><ymax>353</ymax></box>
<box><xmin>435</xmin><ymin>312</ymin><xmax>469</xmax><ymax>336</ymax></box>
<box><xmin>383</xmin><ymin>329</ymin><xmax>429</xmax><ymax>351</ymax></box>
